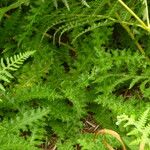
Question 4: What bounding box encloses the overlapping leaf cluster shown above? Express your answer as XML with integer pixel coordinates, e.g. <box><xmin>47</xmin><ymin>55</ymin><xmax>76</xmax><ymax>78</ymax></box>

<box><xmin>0</xmin><ymin>0</ymin><xmax>150</xmax><ymax>149</ymax></box>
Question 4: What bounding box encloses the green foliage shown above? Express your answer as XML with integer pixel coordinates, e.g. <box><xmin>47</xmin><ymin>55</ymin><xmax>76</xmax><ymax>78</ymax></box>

<box><xmin>77</xmin><ymin>133</ymin><xmax>106</xmax><ymax>150</ymax></box>
<box><xmin>0</xmin><ymin>0</ymin><xmax>149</xmax><ymax>149</ymax></box>
<box><xmin>0</xmin><ymin>107</ymin><xmax>49</xmax><ymax>150</ymax></box>
<box><xmin>116</xmin><ymin>109</ymin><xmax>150</xmax><ymax>149</ymax></box>
<box><xmin>0</xmin><ymin>51</ymin><xmax>35</xmax><ymax>91</ymax></box>
<box><xmin>0</xmin><ymin>0</ymin><xmax>29</xmax><ymax>21</ymax></box>
<box><xmin>52</xmin><ymin>0</ymin><xmax>89</xmax><ymax>10</ymax></box>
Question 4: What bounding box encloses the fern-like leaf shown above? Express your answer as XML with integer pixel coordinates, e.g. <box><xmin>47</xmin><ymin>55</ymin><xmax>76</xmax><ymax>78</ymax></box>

<box><xmin>0</xmin><ymin>51</ymin><xmax>35</xmax><ymax>91</ymax></box>
<box><xmin>116</xmin><ymin>109</ymin><xmax>150</xmax><ymax>148</ymax></box>
<box><xmin>0</xmin><ymin>0</ymin><xmax>29</xmax><ymax>21</ymax></box>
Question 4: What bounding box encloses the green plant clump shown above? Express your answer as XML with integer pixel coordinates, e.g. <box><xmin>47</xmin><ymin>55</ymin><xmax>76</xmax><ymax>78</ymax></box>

<box><xmin>0</xmin><ymin>0</ymin><xmax>150</xmax><ymax>149</ymax></box>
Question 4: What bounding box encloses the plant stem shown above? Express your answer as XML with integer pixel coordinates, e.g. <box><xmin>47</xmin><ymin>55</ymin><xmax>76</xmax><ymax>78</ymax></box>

<box><xmin>118</xmin><ymin>0</ymin><xmax>150</xmax><ymax>32</ymax></box>
<box><xmin>108</xmin><ymin>2</ymin><xmax>145</xmax><ymax>55</ymax></box>
<box><xmin>144</xmin><ymin>0</ymin><xmax>150</xmax><ymax>27</ymax></box>
<box><xmin>115</xmin><ymin>13</ymin><xmax>145</xmax><ymax>55</ymax></box>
